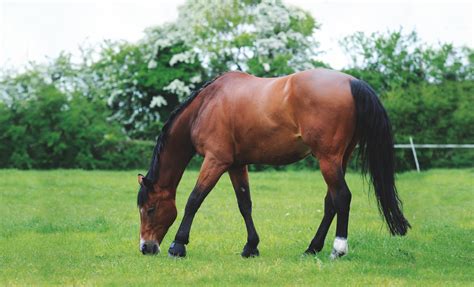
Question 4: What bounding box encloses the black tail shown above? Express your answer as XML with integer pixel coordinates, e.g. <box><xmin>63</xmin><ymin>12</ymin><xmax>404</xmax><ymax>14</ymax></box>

<box><xmin>350</xmin><ymin>79</ymin><xmax>411</xmax><ymax>236</ymax></box>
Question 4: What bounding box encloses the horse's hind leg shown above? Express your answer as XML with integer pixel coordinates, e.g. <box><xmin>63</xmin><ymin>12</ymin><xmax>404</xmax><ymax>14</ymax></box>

<box><xmin>228</xmin><ymin>165</ymin><xmax>260</xmax><ymax>258</ymax></box>
<box><xmin>306</xmin><ymin>155</ymin><xmax>352</xmax><ymax>259</ymax></box>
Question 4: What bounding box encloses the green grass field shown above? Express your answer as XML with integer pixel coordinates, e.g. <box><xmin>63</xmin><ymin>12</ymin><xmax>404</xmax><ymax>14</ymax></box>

<box><xmin>0</xmin><ymin>169</ymin><xmax>473</xmax><ymax>286</ymax></box>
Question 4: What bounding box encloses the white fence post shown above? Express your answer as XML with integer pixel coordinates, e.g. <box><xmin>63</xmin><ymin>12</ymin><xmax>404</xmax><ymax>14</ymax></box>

<box><xmin>391</xmin><ymin>141</ymin><xmax>473</xmax><ymax>172</ymax></box>
<box><xmin>409</xmin><ymin>137</ymin><xmax>420</xmax><ymax>172</ymax></box>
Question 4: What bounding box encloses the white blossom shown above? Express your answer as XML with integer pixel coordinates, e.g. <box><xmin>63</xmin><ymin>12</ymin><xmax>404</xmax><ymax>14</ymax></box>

<box><xmin>147</xmin><ymin>59</ymin><xmax>157</xmax><ymax>69</ymax></box>
<box><xmin>170</xmin><ymin>0</ymin><xmax>320</xmax><ymax>75</ymax></box>
<box><xmin>164</xmin><ymin>79</ymin><xmax>192</xmax><ymax>100</ymax></box>
<box><xmin>190</xmin><ymin>74</ymin><xmax>202</xmax><ymax>83</ymax></box>
<box><xmin>253</xmin><ymin>0</ymin><xmax>291</xmax><ymax>35</ymax></box>
<box><xmin>169</xmin><ymin>50</ymin><xmax>196</xmax><ymax>66</ymax></box>
<box><xmin>149</xmin><ymin>95</ymin><xmax>167</xmax><ymax>108</ymax></box>
<box><xmin>263</xmin><ymin>63</ymin><xmax>271</xmax><ymax>72</ymax></box>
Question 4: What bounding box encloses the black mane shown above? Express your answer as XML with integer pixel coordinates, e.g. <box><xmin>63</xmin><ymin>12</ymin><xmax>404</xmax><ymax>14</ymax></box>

<box><xmin>137</xmin><ymin>76</ymin><xmax>221</xmax><ymax>207</ymax></box>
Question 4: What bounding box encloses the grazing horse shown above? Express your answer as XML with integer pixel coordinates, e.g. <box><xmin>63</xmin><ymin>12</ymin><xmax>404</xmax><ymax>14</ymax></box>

<box><xmin>136</xmin><ymin>68</ymin><xmax>410</xmax><ymax>259</ymax></box>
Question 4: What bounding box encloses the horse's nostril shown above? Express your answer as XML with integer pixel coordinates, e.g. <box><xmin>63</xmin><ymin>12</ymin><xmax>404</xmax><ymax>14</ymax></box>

<box><xmin>152</xmin><ymin>244</ymin><xmax>158</xmax><ymax>254</ymax></box>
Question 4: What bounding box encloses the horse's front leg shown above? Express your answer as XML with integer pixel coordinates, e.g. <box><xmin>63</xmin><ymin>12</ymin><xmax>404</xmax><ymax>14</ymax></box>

<box><xmin>168</xmin><ymin>156</ymin><xmax>229</xmax><ymax>258</ymax></box>
<box><xmin>228</xmin><ymin>165</ymin><xmax>260</xmax><ymax>258</ymax></box>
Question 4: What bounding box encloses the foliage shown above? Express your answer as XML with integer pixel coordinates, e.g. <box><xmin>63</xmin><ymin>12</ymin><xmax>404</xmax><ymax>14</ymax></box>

<box><xmin>0</xmin><ymin>69</ymin><xmax>152</xmax><ymax>169</ymax></box>
<box><xmin>93</xmin><ymin>37</ymin><xmax>205</xmax><ymax>139</ymax></box>
<box><xmin>340</xmin><ymin>29</ymin><xmax>473</xmax><ymax>170</ymax></box>
<box><xmin>384</xmin><ymin>80</ymin><xmax>474</xmax><ymax>170</ymax></box>
<box><xmin>341</xmin><ymin>29</ymin><xmax>473</xmax><ymax>92</ymax></box>
<box><xmin>1</xmin><ymin>169</ymin><xmax>473</xmax><ymax>285</ymax></box>
<box><xmin>168</xmin><ymin>0</ymin><xmax>323</xmax><ymax>76</ymax></box>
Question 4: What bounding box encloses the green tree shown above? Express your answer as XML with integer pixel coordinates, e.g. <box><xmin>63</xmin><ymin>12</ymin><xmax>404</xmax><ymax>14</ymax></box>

<box><xmin>0</xmin><ymin>70</ymin><xmax>126</xmax><ymax>169</ymax></box>
<box><xmin>384</xmin><ymin>81</ymin><xmax>474</xmax><ymax>170</ymax></box>
<box><xmin>340</xmin><ymin>29</ymin><xmax>473</xmax><ymax>170</ymax></box>
<box><xmin>340</xmin><ymin>29</ymin><xmax>472</xmax><ymax>92</ymax></box>
<box><xmin>92</xmin><ymin>38</ymin><xmax>204</xmax><ymax>139</ymax></box>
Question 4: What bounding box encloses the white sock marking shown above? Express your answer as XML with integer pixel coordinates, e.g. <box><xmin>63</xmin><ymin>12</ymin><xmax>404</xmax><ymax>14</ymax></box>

<box><xmin>330</xmin><ymin>237</ymin><xmax>348</xmax><ymax>259</ymax></box>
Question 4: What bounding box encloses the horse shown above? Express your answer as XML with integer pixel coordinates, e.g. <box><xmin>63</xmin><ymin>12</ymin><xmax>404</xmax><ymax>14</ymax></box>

<box><xmin>136</xmin><ymin>68</ymin><xmax>410</xmax><ymax>259</ymax></box>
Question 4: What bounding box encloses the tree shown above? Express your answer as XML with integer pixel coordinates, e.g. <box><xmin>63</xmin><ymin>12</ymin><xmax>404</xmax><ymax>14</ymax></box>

<box><xmin>92</xmin><ymin>35</ymin><xmax>204</xmax><ymax>139</ymax></box>
<box><xmin>0</xmin><ymin>67</ymin><xmax>127</xmax><ymax>169</ymax></box>
<box><xmin>153</xmin><ymin>0</ymin><xmax>324</xmax><ymax>77</ymax></box>
<box><xmin>340</xmin><ymin>29</ymin><xmax>473</xmax><ymax>92</ymax></box>
<box><xmin>340</xmin><ymin>29</ymin><xmax>473</xmax><ymax>170</ymax></box>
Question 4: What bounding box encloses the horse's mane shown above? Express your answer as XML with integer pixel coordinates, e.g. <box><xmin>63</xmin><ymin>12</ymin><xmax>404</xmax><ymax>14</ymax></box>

<box><xmin>137</xmin><ymin>76</ymin><xmax>221</xmax><ymax>207</ymax></box>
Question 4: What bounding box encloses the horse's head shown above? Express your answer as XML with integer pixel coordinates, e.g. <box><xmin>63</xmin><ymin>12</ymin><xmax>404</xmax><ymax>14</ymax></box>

<box><xmin>137</xmin><ymin>174</ymin><xmax>177</xmax><ymax>255</ymax></box>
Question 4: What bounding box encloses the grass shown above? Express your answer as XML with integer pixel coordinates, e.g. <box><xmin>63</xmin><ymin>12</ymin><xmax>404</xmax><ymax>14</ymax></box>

<box><xmin>0</xmin><ymin>169</ymin><xmax>473</xmax><ymax>286</ymax></box>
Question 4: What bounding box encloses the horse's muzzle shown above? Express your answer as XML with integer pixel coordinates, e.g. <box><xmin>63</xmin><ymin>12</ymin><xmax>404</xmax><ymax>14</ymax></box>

<box><xmin>140</xmin><ymin>239</ymin><xmax>160</xmax><ymax>255</ymax></box>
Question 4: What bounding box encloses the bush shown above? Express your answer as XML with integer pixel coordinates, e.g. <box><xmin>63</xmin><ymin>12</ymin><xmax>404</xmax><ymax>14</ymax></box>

<box><xmin>98</xmin><ymin>139</ymin><xmax>154</xmax><ymax>170</ymax></box>
<box><xmin>0</xmin><ymin>82</ymin><xmax>135</xmax><ymax>169</ymax></box>
<box><xmin>384</xmin><ymin>80</ymin><xmax>474</xmax><ymax>170</ymax></box>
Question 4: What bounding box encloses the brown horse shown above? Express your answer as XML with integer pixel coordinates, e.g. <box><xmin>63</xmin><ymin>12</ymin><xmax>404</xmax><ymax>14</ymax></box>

<box><xmin>136</xmin><ymin>68</ymin><xmax>410</xmax><ymax>259</ymax></box>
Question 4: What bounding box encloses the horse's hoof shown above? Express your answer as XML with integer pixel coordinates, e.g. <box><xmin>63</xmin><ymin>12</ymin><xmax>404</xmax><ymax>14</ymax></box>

<box><xmin>304</xmin><ymin>248</ymin><xmax>318</xmax><ymax>255</ymax></box>
<box><xmin>330</xmin><ymin>248</ymin><xmax>347</xmax><ymax>260</ymax></box>
<box><xmin>241</xmin><ymin>243</ymin><xmax>259</xmax><ymax>258</ymax></box>
<box><xmin>168</xmin><ymin>241</ymin><xmax>186</xmax><ymax>258</ymax></box>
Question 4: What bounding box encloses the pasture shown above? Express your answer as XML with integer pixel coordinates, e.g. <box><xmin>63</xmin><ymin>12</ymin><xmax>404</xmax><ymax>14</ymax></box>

<box><xmin>0</xmin><ymin>169</ymin><xmax>472</xmax><ymax>286</ymax></box>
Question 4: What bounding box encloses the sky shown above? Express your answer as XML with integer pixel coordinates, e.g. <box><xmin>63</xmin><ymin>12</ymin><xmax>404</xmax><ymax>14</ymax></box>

<box><xmin>0</xmin><ymin>0</ymin><xmax>472</xmax><ymax>70</ymax></box>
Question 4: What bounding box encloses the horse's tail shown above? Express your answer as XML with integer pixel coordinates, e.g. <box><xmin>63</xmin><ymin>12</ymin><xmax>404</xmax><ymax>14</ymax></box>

<box><xmin>350</xmin><ymin>79</ymin><xmax>411</xmax><ymax>236</ymax></box>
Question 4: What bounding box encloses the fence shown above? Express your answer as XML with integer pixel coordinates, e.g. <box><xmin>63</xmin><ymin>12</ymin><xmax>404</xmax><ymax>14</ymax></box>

<box><xmin>395</xmin><ymin>137</ymin><xmax>474</xmax><ymax>172</ymax></box>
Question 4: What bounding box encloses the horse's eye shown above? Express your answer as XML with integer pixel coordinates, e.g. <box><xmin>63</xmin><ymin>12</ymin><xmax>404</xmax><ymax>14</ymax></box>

<box><xmin>147</xmin><ymin>207</ymin><xmax>156</xmax><ymax>215</ymax></box>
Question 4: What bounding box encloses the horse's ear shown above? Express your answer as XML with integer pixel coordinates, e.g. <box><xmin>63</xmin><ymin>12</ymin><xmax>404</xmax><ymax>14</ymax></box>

<box><xmin>138</xmin><ymin>174</ymin><xmax>144</xmax><ymax>185</ymax></box>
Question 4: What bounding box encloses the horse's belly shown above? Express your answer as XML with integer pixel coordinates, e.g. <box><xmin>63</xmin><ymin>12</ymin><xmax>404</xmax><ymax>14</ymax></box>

<box><xmin>236</xmin><ymin>136</ymin><xmax>311</xmax><ymax>165</ymax></box>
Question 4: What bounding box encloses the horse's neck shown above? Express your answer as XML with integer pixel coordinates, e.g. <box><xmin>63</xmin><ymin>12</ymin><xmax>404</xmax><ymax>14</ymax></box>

<box><xmin>154</xmin><ymin>106</ymin><xmax>197</xmax><ymax>195</ymax></box>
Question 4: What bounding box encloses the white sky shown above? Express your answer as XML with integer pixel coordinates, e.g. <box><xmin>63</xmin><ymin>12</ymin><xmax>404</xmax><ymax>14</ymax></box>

<box><xmin>0</xmin><ymin>0</ymin><xmax>472</xmax><ymax>69</ymax></box>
